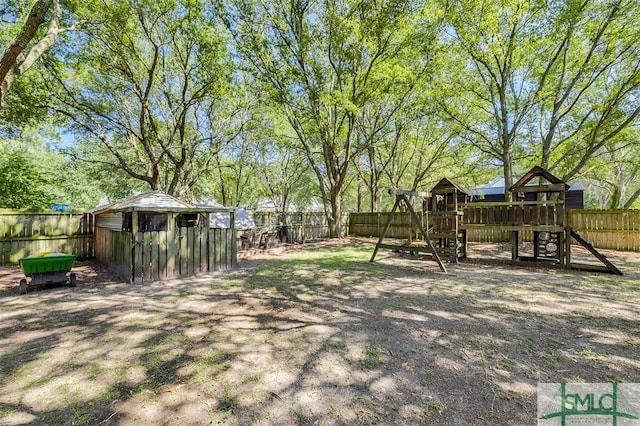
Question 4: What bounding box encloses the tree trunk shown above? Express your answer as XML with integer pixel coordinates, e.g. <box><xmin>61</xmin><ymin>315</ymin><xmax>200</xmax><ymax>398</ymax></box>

<box><xmin>0</xmin><ymin>0</ymin><xmax>58</xmax><ymax>107</ymax></box>
<box><xmin>371</xmin><ymin>185</ymin><xmax>378</xmax><ymax>213</ymax></box>
<box><xmin>215</xmin><ymin>155</ymin><xmax>227</xmax><ymax>205</ymax></box>
<box><xmin>623</xmin><ymin>188</ymin><xmax>640</xmax><ymax>209</ymax></box>
<box><xmin>503</xmin><ymin>150</ymin><xmax>514</xmax><ymax>202</ymax></box>
<box><xmin>356</xmin><ymin>176</ymin><xmax>362</xmax><ymax>213</ymax></box>
<box><xmin>328</xmin><ymin>187</ymin><xmax>343</xmax><ymax>238</ymax></box>
<box><xmin>608</xmin><ymin>185</ymin><xmax>622</xmax><ymax>209</ymax></box>
<box><xmin>540</xmin><ymin>132</ymin><xmax>553</xmax><ymax>171</ymax></box>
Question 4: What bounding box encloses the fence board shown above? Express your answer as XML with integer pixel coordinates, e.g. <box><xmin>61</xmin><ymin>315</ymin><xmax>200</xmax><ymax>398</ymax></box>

<box><xmin>166</xmin><ymin>226</ymin><xmax>176</xmax><ymax>278</ymax></box>
<box><xmin>158</xmin><ymin>230</ymin><xmax>167</xmax><ymax>280</ymax></box>
<box><xmin>132</xmin><ymin>233</ymin><xmax>143</xmax><ymax>284</ymax></box>
<box><xmin>222</xmin><ymin>228</ymin><xmax>229</xmax><ymax>269</ymax></box>
<box><xmin>200</xmin><ymin>225</ymin><xmax>208</xmax><ymax>272</ymax></box>
<box><xmin>179</xmin><ymin>229</ymin><xmax>188</xmax><ymax>276</ymax></box>
<box><xmin>143</xmin><ymin>232</ymin><xmax>152</xmax><ymax>282</ymax></box>
<box><xmin>153</xmin><ymin>232</ymin><xmax>161</xmax><ymax>281</ymax></box>
<box><xmin>215</xmin><ymin>228</ymin><xmax>222</xmax><ymax>270</ymax></box>
<box><xmin>213</xmin><ymin>228</ymin><xmax>223</xmax><ymax>271</ymax></box>
<box><xmin>222</xmin><ymin>229</ymin><xmax>228</xmax><ymax>269</ymax></box>
<box><xmin>209</xmin><ymin>228</ymin><xmax>217</xmax><ymax>271</ymax></box>
<box><xmin>566</xmin><ymin>210</ymin><xmax>640</xmax><ymax>251</ymax></box>
<box><xmin>0</xmin><ymin>212</ymin><xmax>94</xmax><ymax>264</ymax></box>
<box><xmin>248</xmin><ymin>211</ymin><xmax>348</xmax><ymax>241</ymax></box>
<box><xmin>226</xmin><ymin>228</ymin><xmax>233</xmax><ymax>269</ymax></box>
<box><xmin>190</xmin><ymin>227</ymin><xmax>197</xmax><ymax>275</ymax></box>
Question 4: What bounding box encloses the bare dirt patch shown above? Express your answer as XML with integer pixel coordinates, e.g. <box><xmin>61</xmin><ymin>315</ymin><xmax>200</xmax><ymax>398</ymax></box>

<box><xmin>1</xmin><ymin>239</ymin><xmax>639</xmax><ymax>425</ymax></box>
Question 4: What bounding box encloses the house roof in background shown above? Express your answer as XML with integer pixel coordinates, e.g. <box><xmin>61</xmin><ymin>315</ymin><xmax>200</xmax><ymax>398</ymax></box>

<box><xmin>471</xmin><ymin>177</ymin><xmax>584</xmax><ymax>196</ymax></box>
<box><xmin>195</xmin><ymin>202</ymin><xmax>256</xmax><ymax>229</ymax></box>
<box><xmin>470</xmin><ymin>186</ymin><xmax>507</xmax><ymax>196</ymax></box>
<box><xmin>252</xmin><ymin>197</ymin><xmax>325</xmax><ymax>212</ymax></box>
<box><xmin>208</xmin><ymin>209</ymin><xmax>256</xmax><ymax>230</ymax></box>
<box><xmin>477</xmin><ymin>176</ymin><xmax>511</xmax><ymax>189</ymax></box>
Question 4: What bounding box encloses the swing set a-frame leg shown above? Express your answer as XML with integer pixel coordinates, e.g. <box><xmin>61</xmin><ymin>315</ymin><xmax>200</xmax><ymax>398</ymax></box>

<box><xmin>370</xmin><ymin>194</ymin><xmax>447</xmax><ymax>273</ymax></box>
<box><xmin>402</xmin><ymin>195</ymin><xmax>447</xmax><ymax>273</ymax></box>
<box><xmin>370</xmin><ymin>197</ymin><xmax>401</xmax><ymax>262</ymax></box>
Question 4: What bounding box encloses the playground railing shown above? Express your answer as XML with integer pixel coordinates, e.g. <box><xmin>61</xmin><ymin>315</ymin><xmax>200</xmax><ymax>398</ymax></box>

<box><xmin>461</xmin><ymin>200</ymin><xmax>565</xmax><ymax>228</ymax></box>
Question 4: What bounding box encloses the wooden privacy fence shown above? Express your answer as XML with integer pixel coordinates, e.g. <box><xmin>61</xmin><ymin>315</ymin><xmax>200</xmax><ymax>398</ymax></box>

<box><xmin>350</xmin><ymin>211</ymin><xmax>498</xmax><ymax>241</ymax></box>
<box><xmin>0</xmin><ymin>211</ymin><xmax>94</xmax><ymax>264</ymax></box>
<box><xmin>566</xmin><ymin>209</ymin><xmax>640</xmax><ymax>251</ymax></box>
<box><xmin>249</xmin><ymin>211</ymin><xmax>349</xmax><ymax>241</ymax></box>
<box><xmin>350</xmin><ymin>209</ymin><xmax>640</xmax><ymax>251</ymax></box>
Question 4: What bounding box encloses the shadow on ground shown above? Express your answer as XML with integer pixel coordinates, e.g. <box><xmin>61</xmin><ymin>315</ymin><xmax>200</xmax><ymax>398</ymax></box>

<box><xmin>0</xmin><ymin>240</ymin><xmax>639</xmax><ymax>425</ymax></box>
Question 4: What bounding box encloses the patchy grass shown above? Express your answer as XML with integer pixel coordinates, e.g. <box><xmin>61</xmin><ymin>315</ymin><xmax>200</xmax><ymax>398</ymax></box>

<box><xmin>0</xmin><ymin>240</ymin><xmax>639</xmax><ymax>425</ymax></box>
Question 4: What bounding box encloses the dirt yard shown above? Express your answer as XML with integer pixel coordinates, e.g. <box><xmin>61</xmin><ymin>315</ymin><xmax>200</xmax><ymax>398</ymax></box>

<box><xmin>0</xmin><ymin>239</ymin><xmax>639</xmax><ymax>425</ymax></box>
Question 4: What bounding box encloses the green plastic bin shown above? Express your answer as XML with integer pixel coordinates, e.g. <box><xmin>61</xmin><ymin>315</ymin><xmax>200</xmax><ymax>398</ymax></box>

<box><xmin>19</xmin><ymin>253</ymin><xmax>76</xmax><ymax>276</ymax></box>
<box><xmin>18</xmin><ymin>253</ymin><xmax>77</xmax><ymax>293</ymax></box>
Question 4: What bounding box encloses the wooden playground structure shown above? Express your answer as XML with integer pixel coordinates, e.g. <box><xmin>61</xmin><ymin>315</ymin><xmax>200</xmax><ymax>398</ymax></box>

<box><xmin>371</xmin><ymin>166</ymin><xmax>622</xmax><ymax>275</ymax></box>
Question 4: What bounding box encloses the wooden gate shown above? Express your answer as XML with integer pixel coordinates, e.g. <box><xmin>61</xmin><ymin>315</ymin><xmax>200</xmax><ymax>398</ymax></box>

<box><xmin>131</xmin><ymin>226</ymin><xmax>236</xmax><ymax>283</ymax></box>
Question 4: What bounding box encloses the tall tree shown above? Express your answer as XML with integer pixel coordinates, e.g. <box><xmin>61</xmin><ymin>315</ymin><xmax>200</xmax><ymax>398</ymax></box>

<box><xmin>209</xmin><ymin>133</ymin><xmax>264</xmax><ymax>207</ymax></box>
<box><xmin>439</xmin><ymin>0</ymin><xmax>547</xmax><ymax>200</ymax></box>
<box><xmin>49</xmin><ymin>0</ymin><xmax>245</xmax><ymax>198</ymax></box>
<box><xmin>246</xmin><ymin>109</ymin><xmax>312</xmax><ymax>213</ymax></box>
<box><xmin>582</xmin><ymin>130</ymin><xmax>640</xmax><ymax>209</ymax></box>
<box><xmin>355</xmin><ymin>106</ymin><xmax>459</xmax><ymax>212</ymax></box>
<box><xmin>440</xmin><ymin>0</ymin><xmax>640</xmax><ymax>196</ymax></box>
<box><xmin>227</xmin><ymin>0</ymin><xmax>440</xmax><ymax>236</ymax></box>
<box><xmin>534</xmin><ymin>0</ymin><xmax>640</xmax><ymax>181</ymax></box>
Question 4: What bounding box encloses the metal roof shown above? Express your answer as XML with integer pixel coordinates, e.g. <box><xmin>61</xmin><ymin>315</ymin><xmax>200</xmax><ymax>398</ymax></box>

<box><xmin>471</xmin><ymin>176</ymin><xmax>584</xmax><ymax>196</ymax></box>
<box><xmin>431</xmin><ymin>177</ymin><xmax>470</xmax><ymax>194</ymax></box>
<box><xmin>92</xmin><ymin>191</ymin><xmax>235</xmax><ymax>214</ymax></box>
<box><xmin>91</xmin><ymin>191</ymin><xmax>192</xmax><ymax>214</ymax></box>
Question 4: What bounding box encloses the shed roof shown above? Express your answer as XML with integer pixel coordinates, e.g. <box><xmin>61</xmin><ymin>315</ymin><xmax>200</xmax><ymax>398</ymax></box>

<box><xmin>92</xmin><ymin>191</ymin><xmax>234</xmax><ymax>214</ymax></box>
<box><xmin>431</xmin><ymin>178</ymin><xmax>469</xmax><ymax>195</ymax></box>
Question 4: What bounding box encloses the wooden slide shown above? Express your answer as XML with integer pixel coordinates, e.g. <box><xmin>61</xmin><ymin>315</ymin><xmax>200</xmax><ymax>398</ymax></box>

<box><xmin>568</xmin><ymin>229</ymin><xmax>623</xmax><ymax>275</ymax></box>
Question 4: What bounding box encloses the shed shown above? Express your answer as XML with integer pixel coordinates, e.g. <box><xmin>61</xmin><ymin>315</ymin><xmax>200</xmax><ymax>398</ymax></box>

<box><xmin>92</xmin><ymin>191</ymin><xmax>237</xmax><ymax>283</ymax></box>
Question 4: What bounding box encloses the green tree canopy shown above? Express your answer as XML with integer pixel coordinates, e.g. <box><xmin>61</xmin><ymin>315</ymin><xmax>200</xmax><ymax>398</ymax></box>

<box><xmin>0</xmin><ymin>146</ymin><xmax>54</xmax><ymax>209</ymax></box>
<box><xmin>227</xmin><ymin>0</ymin><xmax>444</xmax><ymax>235</ymax></box>
<box><xmin>49</xmin><ymin>0</ymin><xmax>245</xmax><ymax>199</ymax></box>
